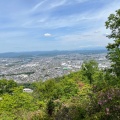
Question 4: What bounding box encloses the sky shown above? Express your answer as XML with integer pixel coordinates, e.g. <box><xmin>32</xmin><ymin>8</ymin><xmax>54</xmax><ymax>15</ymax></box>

<box><xmin>0</xmin><ymin>0</ymin><xmax>120</xmax><ymax>53</ymax></box>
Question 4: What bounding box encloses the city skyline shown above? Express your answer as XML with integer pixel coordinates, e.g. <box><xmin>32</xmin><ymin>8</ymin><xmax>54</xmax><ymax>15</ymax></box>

<box><xmin>0</xmin><ymin>0</ymin><xmax>120</xmax><ymax>52</ymax></box>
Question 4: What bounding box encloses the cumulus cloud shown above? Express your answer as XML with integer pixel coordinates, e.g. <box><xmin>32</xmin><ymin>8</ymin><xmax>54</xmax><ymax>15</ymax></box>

<box><xmin>44</xmin><ymin>33</ymin><xmax>52</xmax><ymax>37</ymax></box>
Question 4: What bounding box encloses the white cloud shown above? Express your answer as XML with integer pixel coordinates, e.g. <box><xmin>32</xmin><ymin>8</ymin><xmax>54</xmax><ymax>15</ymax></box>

<box><xmin>49</xmin><ymin>0</ymin><xmax>67</xmax><ymax>9</ymax></box>
<box><xmin>44</xmin><ymin>33</ymin><xmax>52</xmax><ymax>37</ymax></box>
<box><xmin>0</xmin><ymin>0</ymin><xmax>120</xmax><ymax>52</ymax></box>
<box><xmin>31</xmin><ymin>0</ymin><xmax>47</xmax><ymax>12</ymax></box>
<box><xmin>22</xmin><ymin>0</ymin><xmax>120</xmax><ymax>29</ymax></box>
<box><xmin>54</xmin><ymin>25</ymin><xmax>113</xmax><ymax>49</ymax></box>
<box><xmin>31</xmin><ymin>0</ymin><xmax>67</xmax><ymax>12</ymax></box>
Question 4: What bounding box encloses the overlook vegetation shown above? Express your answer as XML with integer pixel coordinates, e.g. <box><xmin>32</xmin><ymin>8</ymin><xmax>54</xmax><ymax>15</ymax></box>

<box><xmin>0</xmin><ymin>9</ymin><xmax>120</xmax><ymax>120</ymax></box>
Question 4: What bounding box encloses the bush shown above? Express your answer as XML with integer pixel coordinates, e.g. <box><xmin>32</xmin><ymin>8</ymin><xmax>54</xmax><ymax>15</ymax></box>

<box><xmin>86</xmin><ymin>87</ymin><xmax>120</xmax><ymax>120</ymax></box>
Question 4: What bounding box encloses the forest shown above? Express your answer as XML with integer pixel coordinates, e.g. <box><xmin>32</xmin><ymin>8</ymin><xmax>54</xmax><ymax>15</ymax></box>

<box><xmin>0</xmin><ymin>9</ymin><xmax>120</xmax><ymax>120</ymax></box>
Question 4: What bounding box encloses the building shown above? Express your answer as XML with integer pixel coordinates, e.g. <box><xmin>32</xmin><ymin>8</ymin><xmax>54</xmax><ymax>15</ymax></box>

<box><xmin>23</xmin><ymin>88</ymin><xmax>33</xmax><ymax>93</ymax></box>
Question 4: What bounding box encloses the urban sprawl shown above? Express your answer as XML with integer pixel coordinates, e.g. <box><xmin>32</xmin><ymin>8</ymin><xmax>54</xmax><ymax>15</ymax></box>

<box><xmin>0</xmin><ymin>53</ymin><xmax>110</xmax><ymax>83</ymax></box>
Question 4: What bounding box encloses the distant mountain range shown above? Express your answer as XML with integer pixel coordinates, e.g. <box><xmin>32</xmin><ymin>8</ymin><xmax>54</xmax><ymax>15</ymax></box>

<box><xmin>0</xmin><ymin>49</ymin><xmax>107</xmax><ymax>58</ymax></box>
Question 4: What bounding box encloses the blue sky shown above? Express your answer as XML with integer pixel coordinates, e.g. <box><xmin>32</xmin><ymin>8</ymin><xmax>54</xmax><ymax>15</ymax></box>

<box><xmin>0</xmin><ymin>0</ymin><xmax>120</xmax><ymax>53</ymax></box>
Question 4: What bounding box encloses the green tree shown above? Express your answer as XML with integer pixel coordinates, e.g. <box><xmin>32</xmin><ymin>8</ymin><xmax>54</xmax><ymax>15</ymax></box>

<box><xmin>0</xmin><ymin>86</ymin><xmax>37</xmax><ymax>119</ymax></box>
<box><xmin>0</xmin><ymin>79</ymin><xmax>17</xmax><ymax>94</ymax></box>
<box><xmin>47</xmin><ymin>99</ymin><xmax>55</xmax><ymax>116</ymax></box>
<box><xmin>81</xmin><ymin>60</ymin><xmax>99</xmax><ymax>84</ymax></box>
<box><xmin>105</xmin><ymin>9</ymin><xmax>120</xmax><ymax>77</ymax></box>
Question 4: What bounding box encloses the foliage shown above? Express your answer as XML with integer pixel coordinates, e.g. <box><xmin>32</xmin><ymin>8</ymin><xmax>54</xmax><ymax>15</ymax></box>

<box><xmin>81</xmin><ymin>60</ymin><xmax>99</xmax><ymax>84</ymax></box>
<box><xmin>33</xmin><ymin>77</ymin><xmax>79</xmax><ymax>100</ymax></box>
<box><xmin>0</xmin><ymin>79</ymin><xmax>17</xmax><ymax>94</ymax></box>
<box><xmin>0</xmin><ymin>61</ymin><xmax>120</xmax><ymax>119</ymax></box>
<box><xmin>105</xmin><ymin>9</ymin><xmax>120</xmax><ymax>39</ymax></box>
<box><xmin>105</xmin><ymin>9</ymin><xmax>120</xmax><ymax>77</ymax></box>
<box><xmin>47</xmin><ymin>99</ymin><xmax>55</xmax><ymax>116</ymax></box>
<box><xmin>86</xmin><ymin>87</ymin><xmax>120</xmax><ymax>120</ymax></box>
<box><xmin>0</xmin><ymin>86</ymin><xmax>38</xmax><ymax>120</ymax></box>
<box><xmin>55</xmin><ymin>104</ymin><xmax>86</xmax><ymax>120</ymax></box>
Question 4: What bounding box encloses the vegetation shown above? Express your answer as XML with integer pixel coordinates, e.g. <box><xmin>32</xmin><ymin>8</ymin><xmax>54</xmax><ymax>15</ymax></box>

<box><xmin>105</xmin><ymin>9</ymin><xmax>120</xmax><ymax>78</ymax></box>
<box><xmin>0</xmin><ymin>9</ymin><xmax>120</xmax><ymax>120</ymax></box>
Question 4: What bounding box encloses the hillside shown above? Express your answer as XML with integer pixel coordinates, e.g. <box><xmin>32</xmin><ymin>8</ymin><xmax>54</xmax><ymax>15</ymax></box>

<box><xmin>0</xmin><ymin>60</ymin><xmax>120</xmax><ymax>120</ymax></box>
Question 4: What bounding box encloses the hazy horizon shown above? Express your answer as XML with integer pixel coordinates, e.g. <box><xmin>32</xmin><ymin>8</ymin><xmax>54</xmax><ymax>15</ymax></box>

<box><xmin>0</xmin><ymin>48</ymin><xmax>107</xmax><ymax>54</ymax></box>
<box><xmin>0</xmin><ymin>0</ymin><xmax>120</xmax><ymax>52</ymax></box>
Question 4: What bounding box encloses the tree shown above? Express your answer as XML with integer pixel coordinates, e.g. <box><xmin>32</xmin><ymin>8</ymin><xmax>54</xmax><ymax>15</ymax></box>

<box><xmin>47</xmin><ymin>99</ymin><xmax>55</xmax><ymax>116</ymax></box>
<box><xmin>0</xmin><ymin>79</ymin><xmax>17</xmax><ymax>94</ymax></box>
<box><xmin>105</xmin><ymin>9</ymin><xmax>120</xmax><ymax>77</ymax></box>
<box><xmin>81</xmin><ymin>60</ymin><xmax>99</xmax><ymax>84</ymax></box>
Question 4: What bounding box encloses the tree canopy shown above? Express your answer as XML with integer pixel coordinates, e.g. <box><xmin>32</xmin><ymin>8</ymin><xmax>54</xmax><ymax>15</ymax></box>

<box><xmin>105</xmin><ymin>9</ymin><xmax>120</xmax><ymax>77</ymax></box>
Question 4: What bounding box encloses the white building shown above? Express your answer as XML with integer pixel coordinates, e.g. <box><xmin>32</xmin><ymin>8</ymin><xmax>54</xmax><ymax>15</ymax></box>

<box><xmin>23</xmin><ymin>88</ymin><xmax>33</xmax><ymax>93</ymax></box>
